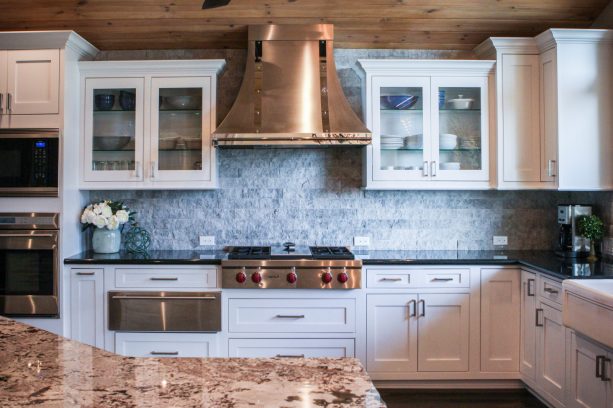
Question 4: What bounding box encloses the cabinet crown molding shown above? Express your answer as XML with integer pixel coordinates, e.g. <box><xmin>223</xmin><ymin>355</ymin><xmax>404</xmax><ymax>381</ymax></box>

<box><xmin>78</xmin><ymin>59</ymin><xmax>226</xmax><ymax>76</ymax></box>
<box><xmin>473</xmin><ymin>37</ymin><xmax>539</xmax><ymax>57</ymax></box>
<box><xmin>0</xmin><ymin>30</ymin><xmax>98</xmax><ymax>59</ymax></box>
<box><xmin>536</xmin><ymin>28</ymin><xmax>613</xmax><ymax>52</ymax></box>
<box><xmin>357</xmin><ymin>59</ymin><xmax>495</xmax><ymax>76</ymax></box>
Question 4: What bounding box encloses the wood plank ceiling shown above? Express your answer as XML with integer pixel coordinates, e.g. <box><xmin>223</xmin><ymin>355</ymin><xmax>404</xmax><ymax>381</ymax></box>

<box><xmin>0</xmin><ymin>0</ymin><xmax>609</xmax><ymax>50</ymax></box>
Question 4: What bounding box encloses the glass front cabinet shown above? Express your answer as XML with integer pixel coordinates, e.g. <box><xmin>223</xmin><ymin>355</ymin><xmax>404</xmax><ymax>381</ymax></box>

<box><xmin>80</xmin><ymin>60</ymin><xmax>225</xmax><ymax>189</ymax></box>
<box><xmin>359</xmin><ymin>60</ymin><xmax>495</xmax><ymax>189</ymax></box>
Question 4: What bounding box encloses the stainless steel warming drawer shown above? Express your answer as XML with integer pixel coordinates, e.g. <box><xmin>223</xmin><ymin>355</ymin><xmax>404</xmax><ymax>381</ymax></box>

<box><xmin>108</xmin><ymin>291</ymin><xmax>221</xmax><ymax>332</ymax></box>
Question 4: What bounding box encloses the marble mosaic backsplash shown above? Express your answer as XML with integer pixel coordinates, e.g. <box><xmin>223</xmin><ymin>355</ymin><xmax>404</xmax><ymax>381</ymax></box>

<box><xmin>92</xmin><ymin>48</ymin><xmax>613</xmax><ymax>251</ymax></box>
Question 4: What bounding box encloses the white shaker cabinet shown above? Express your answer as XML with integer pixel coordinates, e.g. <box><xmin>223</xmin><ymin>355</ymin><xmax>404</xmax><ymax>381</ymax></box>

<box><xmin>480</xmin><ymin>268</ymin><xmax>521</xmax><ymax>372</ymax></box>
<box><xmin>358</xmin><ymin>59</ymin><xmax>495</xmax><ymax>190</ymax></box>
<box><xmin>70</xmin><ymin>268</ymin><xmax>104</xmax><ymax>348</ymax></box>
<box><xmin>536</xmin><ymin>300</ymin><xmax>568</xmax><ymax>407</ymax></box>
<box><xmin>569</xmin><ymin>333</ymin><xmax>612</xmax><ymax>408</ymax></box>
<box><xmin>520</xmin><ymin>270</ymin><xmax>538</xmax><ymax>382</ymax></box>
<box><xmin>79</xmin><ymin>60</ymin><xmax>225</xmax><ymax>190</ymax></box>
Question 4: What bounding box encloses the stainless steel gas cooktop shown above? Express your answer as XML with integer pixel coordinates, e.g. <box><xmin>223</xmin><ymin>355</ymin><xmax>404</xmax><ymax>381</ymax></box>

<box><xmin>222</xmin><ymin>243</ymin><xmax>361</xmax><ymax>289</ymax></box>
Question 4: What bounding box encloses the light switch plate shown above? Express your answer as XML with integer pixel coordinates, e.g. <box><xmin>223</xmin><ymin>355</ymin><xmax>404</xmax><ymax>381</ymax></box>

<box><xmin>353</xmin><ymin>236</ymin><xmax>370</xmax><ymax>247</ymax></box>
<box><xmin>493</xmin><ymin>236</ymin><xmax>508</xmax><ymax>246</ymax></box>
<box><xmin>199</xmin><ymin>235</ymin><xmax>215</xmax><ymax>246</ymax></box>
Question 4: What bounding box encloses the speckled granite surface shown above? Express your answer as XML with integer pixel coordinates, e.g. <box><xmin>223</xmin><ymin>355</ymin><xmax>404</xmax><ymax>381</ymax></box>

<box><xmin>0</xmin><ymin>318</ymin><xmax>385</xmax><ymax>407</ymax></box>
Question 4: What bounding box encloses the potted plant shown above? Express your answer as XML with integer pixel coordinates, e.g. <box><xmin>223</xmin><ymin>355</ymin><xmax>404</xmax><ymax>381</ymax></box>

<box><xmin>577</xmin><ymin>214</ymin><xmax>605</xmax><ymax>261</ymax></box>
<box><xmin>80</xmin><ymin>200</ymin><xmax>135</xmax><ymax>254</ymax></box>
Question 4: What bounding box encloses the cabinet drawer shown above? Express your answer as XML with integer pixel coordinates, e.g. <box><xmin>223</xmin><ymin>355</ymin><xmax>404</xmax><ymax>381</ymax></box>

<box><xmin>228</xmin><ymin>298</ymin><xmax>355</xmax><ymax>333</ymax></box>
<box><xmin>114</xmin><ymin>267</ymin><xmax>217</xmax><ymax>289</ymax></box>
<box><xmin>228</xmin><ymin>338</ymin><xmax>355</xmax><ymax>358</ymax></box>
<box><xmin>538</xmin><ymin>276</ymin><xmax>562</xmax><ymax>305</ymax></box>
<box><xmin>114</xmin><ymin>332</ymin><xmax>217</xmax><ymax>357</ymax></box>
<box><xmin>367</xmin><ymin>268</ymin><xmax>470</xmax><ymax>288</ymax></box>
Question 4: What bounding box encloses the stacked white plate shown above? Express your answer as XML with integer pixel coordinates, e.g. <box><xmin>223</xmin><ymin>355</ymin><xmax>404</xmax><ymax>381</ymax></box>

<box><xmin>381</xmin><ymin>135</ymin><xmax>405</xmax><ymax>149</ymax></box>
<box><xmin>404</xmin><ymin>133</ymin><xmax>423</xmax><ymax>149</ymax></box>
<box><xmin>440</xmin><ymin>133</ymin><xmax>458</xmax><ymax>150</ymax></box>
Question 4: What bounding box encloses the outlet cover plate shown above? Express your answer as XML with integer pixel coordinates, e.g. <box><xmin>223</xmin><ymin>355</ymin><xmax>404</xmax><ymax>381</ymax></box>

<box><xmin>199</xmin><ymin>235</ymin><xmax>215</xmax><ymax>246</ymax></box>
<box><xmin>493</xmin><ymin>236</ymin><xmax>508</xmax><ymax>246</ymax></box>
<box><xmin>354</xmin><ymin>236</ymin><xmax>370</xmax><ymax>247</ymax></box>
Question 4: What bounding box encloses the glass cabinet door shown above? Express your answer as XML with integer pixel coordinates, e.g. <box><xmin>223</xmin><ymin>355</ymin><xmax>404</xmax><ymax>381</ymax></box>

<box><xmin>372</xmin><ymin>77</ymin><xmax>431</xmax><ymax>181</ymax></box>
<box><xmin>432</xmin><ymin>77</ymin><xmax>489</xmax><ymax>181</ymax></box>
<box><xmin>150</xmin><ymin>77</ymin><xmax>212</xmax><ymax>182</ymax></box>
<box><xmin>83</xmin><ymin>77</ymin><xmax>145</xmax><ymax>182</ymax></box>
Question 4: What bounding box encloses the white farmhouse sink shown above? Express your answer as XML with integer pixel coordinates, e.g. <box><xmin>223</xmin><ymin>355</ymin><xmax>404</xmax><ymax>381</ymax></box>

<box><xmin>563</xmin><ymin>280</ymin><xmax>613</xmax><ymax>349</ymax></box>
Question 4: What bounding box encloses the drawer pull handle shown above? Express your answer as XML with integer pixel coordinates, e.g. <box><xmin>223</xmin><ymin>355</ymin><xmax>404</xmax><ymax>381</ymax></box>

<box><xmin>380</xmin><ymin>278</ymin><xmax>402</xmax><ymax>282</ymax></box>
<box><xmin>111</xmin><ymin>295</ymin><xmax>217</xmax><ymax>300</ymax></box>
<box><xmin>276</xmin><ymin>354</ymin><xmax>305</xmax><ymax>358</ymax></box>
<box><xmin>431</xmin><ymin>278</ymin><xmax>454</xmax><ymax>282</ymax></box>
<box><xmin>150</xmin><ymin>277</ymin><xmax>179</xmax><ymax>281</ymax></box>
<box><xmin>536</xmin><ymin>308</ymin><xmax>544</xmax><ymax>327</ymax></box>
<box><xmin>150</xmin><ymin>351</ymin><xmax>179</xmax><ymax>356</ymax></box>
<box><xmin>275</xmin><ymin>315</ymin><xmax>305</xmax><ymax>319</ymax></box>
<box><xmin>543</xmin><ymin>287</ymin><xmax>559</xmax><ymax>294</ymax></box>
<box><xmin>76</xmin><ymin>272</ymin><xmax>95</xmax><ymax>276</ymax></box>
<box><xmin>527</xmin><ymin>279</ymin><xmax>535</xmax><ymax>297</ymax></box>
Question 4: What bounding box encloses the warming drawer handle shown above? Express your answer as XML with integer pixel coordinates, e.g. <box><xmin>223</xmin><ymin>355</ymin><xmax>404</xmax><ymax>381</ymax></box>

<box><xmin>150</xmin><ymin>351</ymin><xmax>179</xmax><ymax>356</ymax></box>
<box><xmin>275</xmin><ymin>315</ymin><xmax>305</xmax><ymax>319</ymax></box>
<box><xmin>111</xmin><ymin>295</ymin><xmax>217</xmax><ymax>300</ymax></box>
<box><xmin>149</xmin><ymin>277</ymin><xmax>179</xmax><ymax>281</ymax></box>
<box><xmin>276</xmin><ymin>354</ymin><xmax>305</xmax><ymax>358</ymax></box>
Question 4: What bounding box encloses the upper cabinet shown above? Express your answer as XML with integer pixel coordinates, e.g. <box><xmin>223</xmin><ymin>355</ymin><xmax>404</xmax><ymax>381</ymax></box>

<box><xmin>79</xmin><ymin>60</ymin><xmax>225</xmax><ymax>190</ymax></box>
<box><xmin>358</xmin><ymin>60</ymin><xmax>495</xmax><ymax>190</ymax></box>
<box><xmin>476</xmin><ymin>29</ymin><xmax>613</xmax><ymax>191</ymax></box>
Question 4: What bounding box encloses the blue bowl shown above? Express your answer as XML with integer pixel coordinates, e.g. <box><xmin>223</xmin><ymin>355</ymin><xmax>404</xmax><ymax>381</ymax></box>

<box><xmin>119</xmin><ymin>91</ymin><xmax>136</xmax><ymax>111</ymax></box>
<box><xmin>95</xmin><ymin>94</ymin><xmax>115</xmax><ymax>111</ymax></box>
<box><xmin>380</xmin><ymin>95</ymin><xmax>419</xmax><ymax>110</ymax></box>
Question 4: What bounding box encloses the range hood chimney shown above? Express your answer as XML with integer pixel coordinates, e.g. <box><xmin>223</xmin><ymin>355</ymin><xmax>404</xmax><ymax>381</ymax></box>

<box><xmin>213</xmin><ymin>24</ymin><xmax>371</xmax><ymax>147</ymax></box>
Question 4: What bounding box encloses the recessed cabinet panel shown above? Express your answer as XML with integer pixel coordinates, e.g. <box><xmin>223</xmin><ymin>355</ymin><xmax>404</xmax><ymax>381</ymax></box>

<box><xmin>520</xmin><ymin>270</ymin><xmax>537</xmax><ymax>381</ymax></box>
<box><xmin>569</xmin><ymin>333</ymin><xmax>610</xmax><ymax>408</ymax></box>
<box><xmin>537</xmin><ymin>301</ymin><xmax>567</xmax><ymax>406</ymax></box>
<box><xmin>70</xmin><ymin>269</ymin><xmax>104</xmax><ymax>348</ymax></box>
<box><xmin>6</xmin><ymin>50</ymin><xmax>60</xmax><ymax>115</ymax></box>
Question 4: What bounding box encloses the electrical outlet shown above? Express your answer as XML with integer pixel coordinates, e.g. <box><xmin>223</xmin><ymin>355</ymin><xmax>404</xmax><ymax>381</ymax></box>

<box><xmin>353</xmin><ymin>236</ymin><xmax>370</xmax><ymax>247</ymax></box>
<box><xmin>199</xmin><ymin>235</ymin><xmax>215</xmax><ymax>246</ymax></box>
<box><xmin>493</xmin><ymin>236</ymin><xmax>508</xmax><ymax>246</ymax></box>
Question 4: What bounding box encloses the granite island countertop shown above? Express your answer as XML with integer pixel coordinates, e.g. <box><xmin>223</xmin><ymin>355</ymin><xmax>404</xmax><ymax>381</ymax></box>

<box><xmin>0</xmin><ymin>317</ymin><xmax>385</xmax><ymax>407</ymax></box>
<box><xmin>65</xmin><ymin>250</ymin><xmax>613</xmax><ymax>280</ymax></box>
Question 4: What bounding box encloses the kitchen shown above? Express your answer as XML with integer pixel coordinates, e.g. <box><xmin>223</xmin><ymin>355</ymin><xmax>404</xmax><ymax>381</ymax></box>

<box><xmin>1</xmin><ymin>1</ymin><xmax>613</xmax><ymax>407</ymax></box>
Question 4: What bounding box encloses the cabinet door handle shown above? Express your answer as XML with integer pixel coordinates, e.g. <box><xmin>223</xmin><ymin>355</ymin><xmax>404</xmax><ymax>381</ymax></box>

<box><xmin>423</xmin><ymin>161</ymin><xmax>429</xmax><ymax>177</ymax></box>
<box><xmin>544</xmin><ymin>287</ymin><xmax>559</xmax><ymax>295</ymax></box>
<box><xmin>149</xmin><ymin>277</ymin><xmax>178</xmax><ymax>281</ymax></box>
<box><xmin>7</xmin><ymin>93</ymin><xmax>11</xmax><ymax>112</ymax></box>
<box><xmin>135</xmin><ymin>161</ymin><xmax>142</xmax><ymax>178</ymax></box>
<box><xmin>150</xmin><ymin>351</ymin><xmax>179</xmax><ymax>356</ymax></box>
<box><xmin>535</xmin><ymin>308</ymin><xmax>544</xmax><ymax>327</ymax></box>
<box><xmin>408</xmin><ymin>299</ymin><xmax>417</xmax><ymax>317</ymax></box>
<box><xmin>151</xmin><ymin>161</ymin><xmax>157</xmax><ymax>178</ymax></box>
<box><xmin>527</xmin><ymin>279</ymin><xmax>535</xmax><ymax>296</ymax></box>
<box><xmin>597</xmin><ymin>356</ymin><xmax>611</xmax><ymax>381</ymax></box>
<box><xmin>76</xmin><ymin>271</ymin><xmax>95</xmax><ymax>276</ymax></box>
<box><xmin>548</xmin><ymin>159</ymin><xmax>557</xmax><ymax>177</ymax></box>
<box><xmin>431</xmin><ymin>161</ymin><xmax>437</xmax><ymax>177</ymax></box>
<box><xmin>276</xmin><ymin>354</ymin><xmax>305</xmax><ymax>358</ymax></box>
<box><xmin>418</xmin><ymin>299</ymin><xmax>425</xmax><ymax>317</ymax></box>
<box><xmin>0</xmin><ymin>93</ymin><xmax>3</xmax><ymax>112</ymax></box>
<box><xmin>275</xmin><ymin>315</ymin><xmax>305</xmax><ymax>319</ymax></box>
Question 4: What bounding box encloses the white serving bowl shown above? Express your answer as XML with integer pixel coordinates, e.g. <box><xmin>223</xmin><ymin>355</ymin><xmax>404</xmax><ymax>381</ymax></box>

<box><xmin>440</xmin><ymin>162</ymin><xmax>461</xmax><ymax>170</ymax></box>
<box><xmin>439</xmin><ymin>133</ymin><xmax>458</xmax><ymax>150</ymax></box>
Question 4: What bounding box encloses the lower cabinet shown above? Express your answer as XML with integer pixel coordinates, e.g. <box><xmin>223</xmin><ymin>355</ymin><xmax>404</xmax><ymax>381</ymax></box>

<box><xmin>521</xmin><ymin>270</ymin><xmax>538</xmax><ymax>381</ymax></box>
<box><xmin>568</xmin><ymin>333</ymin><xmax>612</xmax><ymax>408</ymax></box>
<box><xmin>228</xmin><ymin>338</ymin><xmax>355</xmax><ymax>358</ymax></box>
<box><xmin>366</xmin><ymin>292</ymin><xmax>470</xmax><ymax>375</ymax></box>
<box><xmin>536</xmin><ymin>300</ymin><xmax>568</xmax><ymax>407</ymax></box>
<box><xmin>70</xmin><ymin>268</ymin><xmax>104</xmax><ymax>348</ymax></box>
<box><xmin>115</xmin><ymin>332</ymin><xmax>219</xmax><ymax>358</ymax></box>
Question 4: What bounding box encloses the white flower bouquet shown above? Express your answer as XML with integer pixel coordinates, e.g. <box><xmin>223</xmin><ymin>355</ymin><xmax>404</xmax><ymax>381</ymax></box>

<box><xmin>80</xmin><ymin>200</ymin><xmax>134</xmax><ymax>231</ymax></box>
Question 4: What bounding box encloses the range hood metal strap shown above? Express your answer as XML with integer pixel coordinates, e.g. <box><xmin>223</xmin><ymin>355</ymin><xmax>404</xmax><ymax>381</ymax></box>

<box><xmin>254</xmin><ymin>40</ymin><xmax>263</xmax><ymax>133</ymax></box>
<box><xmin>319</xmin><ymin>40</ymin><xmax>330</xmax><ymax>133</ymax></box>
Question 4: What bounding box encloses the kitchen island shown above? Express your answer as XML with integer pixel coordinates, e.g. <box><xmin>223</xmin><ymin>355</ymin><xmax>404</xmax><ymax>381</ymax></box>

<box><xmin>0</xmin><ymin>317</ymin><xmax>385</xmax><ymax>407</ymax></box>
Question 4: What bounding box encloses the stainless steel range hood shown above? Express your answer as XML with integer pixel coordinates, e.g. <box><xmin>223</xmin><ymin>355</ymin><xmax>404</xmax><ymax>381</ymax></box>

<box><xmin>213</xmin><ymin>24</ymin><xmax>371</xmax><ymax>148</ymax></box>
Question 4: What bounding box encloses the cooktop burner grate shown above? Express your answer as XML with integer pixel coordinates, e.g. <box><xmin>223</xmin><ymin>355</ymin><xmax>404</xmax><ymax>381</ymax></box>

<box><xmin>309</xmin><ymin>246</ymin><xmax>354</xmax><ymax>260</ymax></box>
<box><xmin>228</xmin><ymin>246</ymin><xmax>271</xmax><ymax>259</ymax></box>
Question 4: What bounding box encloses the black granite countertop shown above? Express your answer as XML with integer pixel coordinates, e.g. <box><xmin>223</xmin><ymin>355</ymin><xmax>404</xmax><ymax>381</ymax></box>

<box><xmin>64</xmin><ymin>250</ymin><xmax>613</xmax><ymax>280</ymax></box>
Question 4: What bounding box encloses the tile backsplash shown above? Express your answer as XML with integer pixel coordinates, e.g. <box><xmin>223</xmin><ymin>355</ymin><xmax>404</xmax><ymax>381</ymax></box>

<box><xmin>91</xmin><ymin>48</ymin><xmax>613</xmax><ymax>250</ymax></box>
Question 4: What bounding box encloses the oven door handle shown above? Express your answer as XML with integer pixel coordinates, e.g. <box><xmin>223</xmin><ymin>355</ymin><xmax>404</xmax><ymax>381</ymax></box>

<box><xmin>111</xmin><ymin>295</ymin><xmax>217</xmax><ymax>300</ymax></box>
<box><xmin>0</xmin><ymin>233</ymin><xmax>56</xmax><ymax>237</ymax></box>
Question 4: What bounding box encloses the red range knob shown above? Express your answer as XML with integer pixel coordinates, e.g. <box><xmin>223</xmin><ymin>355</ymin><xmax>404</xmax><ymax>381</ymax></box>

<box><xmin>251</xmin><ymin>271</ymin><xmax>262</xmax><ymax>284</ymax></box>
<box><xmin>322</xmin><ymin>271</ymin><xmax>333</xmax><ymax>284</ymax></box>
<box><xmin>236</xmin><ymin>272</ymin><xmax>247</xmax><ymax>283</ymax></box>
<box><xmin>337</xmin><ymin>272</ymin><xmax>349</xmax><ymax>283</ymax></box>
<box><xmin>287</xmin><ymin>272</ymin><xmax>297</xmax><ymax>284</ymax></box>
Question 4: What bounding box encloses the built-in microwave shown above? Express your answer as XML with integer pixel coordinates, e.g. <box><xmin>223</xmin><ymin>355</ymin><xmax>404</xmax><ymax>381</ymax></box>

<box><xmin>0</xmin><ymin>129</ymin><xmax>59</xmax><ymax>197</ymax></box>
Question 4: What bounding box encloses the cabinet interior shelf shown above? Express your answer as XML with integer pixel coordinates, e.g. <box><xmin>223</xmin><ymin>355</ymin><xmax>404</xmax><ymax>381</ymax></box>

<box><xmin>94</xmin><ymin>109</ymin><xmax>135</xmax><ymax>113</ymax></box>
<box><xmin>380</xmin><ymin>148</ymin><xmax>481</xmax><ymax>152</ymax></box>
<box><xmin>93</xmin><ymin>148</ymin><xmax>201</xmax><ymax>152</ymax></box>
<box><xmin>380</xmin><ymin>108</ymin><xmax>480</xmax><ymax>113</ymax></box>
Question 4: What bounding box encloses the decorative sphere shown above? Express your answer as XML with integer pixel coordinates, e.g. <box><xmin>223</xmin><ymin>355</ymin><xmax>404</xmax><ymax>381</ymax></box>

<box><xmin>124</xmin><ymin>227</ymin><xmax>152</xmax><ymax>253</ymax></box>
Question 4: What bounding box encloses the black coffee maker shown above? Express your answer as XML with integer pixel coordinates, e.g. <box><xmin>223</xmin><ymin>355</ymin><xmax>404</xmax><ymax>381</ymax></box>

<box><xmin>556</xmin><ymin>205</ymin><xmax>592</xmax><ymax>258</ymax></box>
